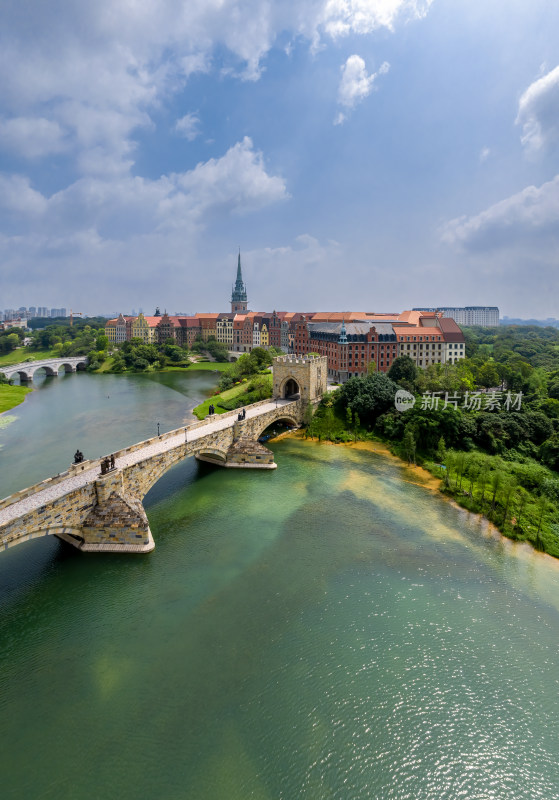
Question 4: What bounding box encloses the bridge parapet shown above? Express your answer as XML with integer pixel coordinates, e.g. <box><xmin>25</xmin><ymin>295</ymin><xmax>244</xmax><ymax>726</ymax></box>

<box><xmin>0</xmin><ymin>356</ymin><xmax>88</xmax><ymax>382</ymax></box>
<box><xmin>0</xmin><ymin>396</ymin><xmax>308</xmax><ymax>555</ymax></box>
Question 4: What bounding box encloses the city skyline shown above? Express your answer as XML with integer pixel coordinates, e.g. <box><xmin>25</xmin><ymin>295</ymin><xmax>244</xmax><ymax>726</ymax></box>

<box><xmin>1</xmin><ymin>1</ymin><xmax>559</xmax><ymax>316</ymax></box>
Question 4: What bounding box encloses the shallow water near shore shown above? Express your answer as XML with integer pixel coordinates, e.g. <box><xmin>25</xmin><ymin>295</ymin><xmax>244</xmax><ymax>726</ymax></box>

<box><xmin>1</xmin><ymin>372</ymin><xmax>559</xmax><ymax>799</ymax></box>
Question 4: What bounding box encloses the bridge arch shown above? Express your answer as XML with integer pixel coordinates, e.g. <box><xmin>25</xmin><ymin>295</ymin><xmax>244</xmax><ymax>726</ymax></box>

<box><xmin>31</xmin><ymin>365</ymin><xmax>57</xmax><ymax>378</ymax></box>
<box><xmin>58</xmin><ymin>362</ymin><xmax>76</xmax><ymax>375</ymax></box>
<box><xmin>279</xmin><ymin>376</ymin><xmax>301</xmax><ymax>399</ymax></box>
<box><xmin>10</xmin><ymin>369</ymin><xmax>31</xmax><ymax>383</ymax></box>
<box><xmin>252</xmin><ymin>413</ymin><xmax>300</xmax><ymax>440</ymax></box>
<box><xmin>123</xmin><ymin>439</ymin><xmax>233</xmax><ymax>501</ymax></box>
<box><xmin>194</xmin><ymin>447</ymin><xmax>228</xmax><ymax>465</ymax></box>
<box><xmin>1</xmin><ymin>524</ymin><xmax>85</xmax><ymax>551</ymax></box>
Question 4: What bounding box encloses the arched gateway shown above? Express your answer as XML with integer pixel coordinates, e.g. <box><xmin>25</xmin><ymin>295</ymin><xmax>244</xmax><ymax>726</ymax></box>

<box><xmin>0</xmin><ymin>355</ymin><xmax>328</xmax><ymax>555</ymax></box>
<box><xmin>273</xmin><ymin>354</ymin><xmax>327</xmax><ymax>404</ymax></box>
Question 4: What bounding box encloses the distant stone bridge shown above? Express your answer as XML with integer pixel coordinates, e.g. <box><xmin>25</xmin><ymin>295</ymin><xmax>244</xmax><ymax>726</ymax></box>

<box><xmin>0</xmin><ymin>356</ymin><xmax>88</xmax><ymax>382</ymax></box>
<box><xmin>0</xmin><ymin>355</ymin><xmax>327</xmax><ymax>555</ymax></box>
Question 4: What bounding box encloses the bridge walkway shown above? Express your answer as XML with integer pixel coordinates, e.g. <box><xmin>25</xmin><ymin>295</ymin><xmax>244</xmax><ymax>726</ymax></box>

<box><xmin>0</xmin><ymin>398</ymin><xmax>295</xmax><ymax>529</ymax></box>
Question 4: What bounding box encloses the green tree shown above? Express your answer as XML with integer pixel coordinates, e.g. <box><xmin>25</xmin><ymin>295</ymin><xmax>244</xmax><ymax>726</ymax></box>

<box><xmin>1</xmin><ymin>333</ymin><xmax>20</xmax><ymax>353</ymax></box>
<box><xmin>353</xmin><ymin>412</ymin><xmax>360</xmax><ymax>442</ymax></box>
<box><xmin>501</xmin><ymin>478</ymin><xmax>516</xmax><ymax>527</ymax></box>
<box><xmin>403</xmin><ymin>427</ymin><xmax>416</xmax><ymax>465</ymax></box>
<box><xmin>436</xmin><ymin>436</ymin><xmax>446</xmax><ymax>464</ymax></box>
<box><xmin>535</xmin><ymin>495</ymin><xmax>550</xmax><ymax>550</ymax></box>
<box><xmin>490</xmin><ymin>470</ymin><xmax>503</xmax><ymax>512</ymax></box>
<box><xmin>338</xmin><ymin>372</ymin><xmax>400</xmax><ymax>428</ymax></box>
<box><xmin>456</xmin><ymin>452</ymin><xmax>467</xmax><ymax>490</ymax></box>
<box><xmin>112</xmin><ymin>354</ymin><xmax>126</xmax><ymax>373</ymax></box>
<box><xmin>514</xmin><ymin>486</ymin><xmax>529</xmax><ymax>529</ymax></box>
<box><xmin>95</xmin><ymin>334</ymin><xmax>109</xmax><ymax>351</ymax></box>
<box><xmin>388</xmin><ymin>355</ymin><xmax>418</xmax><ymax>386</ymax></box>
<box><xmin>467</xmin><ymin>461</ymin><xmax>479</xmax><ymax>496</ymax></box>
<box><xmin>479</xmin><ymin>464</ymin><xmax>490</xmax><ymax>509</ymax></box>
<box><xmin>477</xmin><ymin>362</ymin><xmax>500</xmax><ymax>389</ymax></box>
<box><xmin>250</xmin><ymin>347</ymin><xmax>273</xmax><ymax>369</ymax></box>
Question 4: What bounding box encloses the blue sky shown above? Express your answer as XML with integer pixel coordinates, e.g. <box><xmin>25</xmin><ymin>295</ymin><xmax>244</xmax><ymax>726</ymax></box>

<box><xmin>1</xmin><ymin>0</ymin><xmax>559</xmax><ymax>317</ymax></box>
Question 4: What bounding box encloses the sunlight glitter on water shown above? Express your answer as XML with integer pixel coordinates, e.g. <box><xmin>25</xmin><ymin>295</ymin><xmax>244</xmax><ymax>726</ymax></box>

<box><xmin>1</xmin><ymin>379</ymin><xmax>559</xmax><ymax>799</ymax></box>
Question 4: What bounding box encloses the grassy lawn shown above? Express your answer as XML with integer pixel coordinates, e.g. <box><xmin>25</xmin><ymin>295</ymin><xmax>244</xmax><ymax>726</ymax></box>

<box><xmin>193</xmin><ymin>382</ymin><xmax>250</xmax><ymax>420</ymax></box>
<box><xmin>0</xmin><ymin>384</ymin><xmax>32</xmax><ymax>414</ymax></box>
<box><xmin>187</xmin><ymin>361</ymin><xmax>231</xmax><ymax>372</ymax></box>
<box><xmin>193</xmin><ymin>373</ymin><xmax>272</xmax><ymax>420</ymax></box>
<box><xmin>96</xmin><ymin>356</ymin><xmax>115</xmax><ymax>373</ymax></box>
<box><xmin>0</xmin><ymin>347</ymin><xmax>59</xmax><ymax>367</ymax></box>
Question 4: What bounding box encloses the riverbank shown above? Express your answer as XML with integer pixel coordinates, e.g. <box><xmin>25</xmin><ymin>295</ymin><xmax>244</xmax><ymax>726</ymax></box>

<box><xmin>94</xmin><ymin>358</ymin><xmax>231</xmax><ymax>375</ymax></box>
<box><xmin>0</xmin><ymin>347</ymin><xmax>59</xmax><ymax>367</ymax></box>
<box><xmin>289</xmin><ymin>428</ymin><xmax>559</xmax><ymax>560</ymax></box>
<box><xmin>0</xmin><ymin>385</ymin><xmax>32</xmax><ymax>414</ymax></box>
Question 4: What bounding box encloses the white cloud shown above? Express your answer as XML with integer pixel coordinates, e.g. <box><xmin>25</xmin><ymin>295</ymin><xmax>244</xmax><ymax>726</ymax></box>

<box><xmin>174</xmin><ymin>137</ymin><xmax>288</xmax><ymax>218</ymax></box>
<box><xmin>516</xmin><ymin>65</ymin><xmax>559</xmax><ymax>153</ymax></box>
<box><xmin>0</xmin><ymin>136</ymin><xmax>288</xmax><ymax>309</ymax></box>
<box><xmin>479</xmin><ymin>146</ymin><xmax>491</xmax><ymax>163</ymax></box>
<box><xmin>335</xmin><ymin>55</ymin><xmax>389</xmax><ymax>124</ymax></box>
<box><xmin>175</xmin><ymin>112</ymin><xmax>202</xmax><ymax>141</ymax></box>
<box><xmin>0</xmin><ymin>117</ymin><xmax>67</xmax><ymax>159</ymax></box>
<box><xmin>0</xmin><ymin>1</ymin><xmax>427</xmax><ymax>173</ymax></box>
<box><xmin>0</xmin><ymin>138</ymin><xmax>287</xmax><ymax>237</ymax></box>
<box><xmin>441</xmin><ymin>174</ymin><xmax>559</xmax><ymax>251</ymax></box>
<box><xmin>242</xmin><ymin>234</ymin><xmax>345</xmax><ymax>307</ymax></box>
<box><xmin>317</xmin><ymin>0</ymin><xmax>433</xmax><ymax>39</ymax></box>
<box><xmin>0</xmin><ymin>175</ymin><xmax>48</xmax><ymax>216</ymax></box>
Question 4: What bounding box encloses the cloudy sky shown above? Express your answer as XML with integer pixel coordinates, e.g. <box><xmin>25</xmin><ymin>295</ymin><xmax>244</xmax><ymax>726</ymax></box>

<box><xmin>1</xmin><ymin>0</ymin><xmax>559</xmax><ymax>317</ymax></box>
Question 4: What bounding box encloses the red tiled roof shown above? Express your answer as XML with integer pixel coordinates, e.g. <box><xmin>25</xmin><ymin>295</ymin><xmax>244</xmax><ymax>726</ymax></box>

<box><xmin>437</xmin><ymin>317</ymin><xmax>465</xmax><ymax>341</ymax></box>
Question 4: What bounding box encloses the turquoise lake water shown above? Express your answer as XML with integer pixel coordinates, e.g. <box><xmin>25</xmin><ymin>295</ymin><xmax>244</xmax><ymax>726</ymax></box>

<box><xmin>1</xmin><ymin>371</ymin><xmax>559</xmax><ymax>799</ymax></box>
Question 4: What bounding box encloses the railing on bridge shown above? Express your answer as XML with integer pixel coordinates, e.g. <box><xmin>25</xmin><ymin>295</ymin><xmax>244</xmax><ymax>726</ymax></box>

<box><xmin>0</xmin><ymin>397</ymin><xmax>293</xmax><ymax>514</ymax></box>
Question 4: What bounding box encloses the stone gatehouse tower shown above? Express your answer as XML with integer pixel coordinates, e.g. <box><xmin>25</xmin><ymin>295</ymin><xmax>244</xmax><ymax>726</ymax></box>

<box><xmin>273</xmin><ymin>354</ymin><xmax>327</xmax><ymax>403</ymax></box>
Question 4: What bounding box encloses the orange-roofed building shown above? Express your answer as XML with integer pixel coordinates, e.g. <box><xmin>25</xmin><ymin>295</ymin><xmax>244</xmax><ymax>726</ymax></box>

<box><xmin>176</xmin><ymin>317</ymin><xmax>201</xmax><ymax>347</ymax></box>
<box><xmin>131</xmin><ymin>312</ymin><xmax>161</xmax><ymax>343</ymax></box>
<box><xmin>195</xmin><ymin>313</ymin><xmax>220</xmax><ymax>341</ymax></box>
<box><xmin>232</xmin><ymin>314</ymin><xmax>253</xmax><ymax>352</ymax></box>
<box><xmin>105</xmin><ymin>313</ymin><xmax>134</xmax><ymax>343</ymax></box>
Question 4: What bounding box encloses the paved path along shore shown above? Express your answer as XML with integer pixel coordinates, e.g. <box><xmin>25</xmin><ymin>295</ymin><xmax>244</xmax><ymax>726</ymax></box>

<box><xmin>0</xmin><ymin>399</ymin><xmax>294</xmax><ymax>529</ymax></box>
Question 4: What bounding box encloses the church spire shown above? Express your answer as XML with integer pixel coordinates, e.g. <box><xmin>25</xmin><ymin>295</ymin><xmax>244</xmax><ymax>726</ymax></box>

<box><xmin>231</xmin><ymin>248</ymin><xmax>248</xmax><ymax>312</ymax></box>
<box><xmin>236</xmin><ymin>249</ymin><xmax>242</xmax><ymax>282</ymax></box>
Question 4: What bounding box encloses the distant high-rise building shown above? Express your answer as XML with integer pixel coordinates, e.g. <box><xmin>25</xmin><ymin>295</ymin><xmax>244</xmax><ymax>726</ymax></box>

<box><xmin>28</xmin><ymin>306</ymin><xmax>36</xmax><ymax>316</ymax></box>
<box><xmin>413</xmin><ymin>306</ymin><xmax>499</xmax><ymax>327</ymax></box>
<box><xmin>231</xmin><ymin>250</ymin><xmax>248</xmax><ymax>313</ymax></box>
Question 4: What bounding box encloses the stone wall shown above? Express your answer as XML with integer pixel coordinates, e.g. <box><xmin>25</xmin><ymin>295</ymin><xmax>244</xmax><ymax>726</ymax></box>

<box><xmin>1</xmin><ymin>397</ymin><xmax>311</xmax><ymax>554</ymax></box>
<box><xmin>273</xmin><ymin>355</ymin><xmax>327</xmax><ymax>402</ymax></box>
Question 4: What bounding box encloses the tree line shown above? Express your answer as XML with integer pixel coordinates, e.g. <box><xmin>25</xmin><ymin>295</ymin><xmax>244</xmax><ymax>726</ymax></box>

<box><xmin>304</xmin><ymin>325</ymin><xmax>559</xmax><ymax>556</ymax></box>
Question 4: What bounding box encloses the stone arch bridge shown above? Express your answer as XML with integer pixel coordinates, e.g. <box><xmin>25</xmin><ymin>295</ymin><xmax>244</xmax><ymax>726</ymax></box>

<box><xmin>0</xmin><ymin>355</ymin><xmax>327</xmax><ymax>555</ymax></box>
<box><xmin>0</xmin><ymin>356</ymin><xmax>88</xmax><ymax>383</ymax></box>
